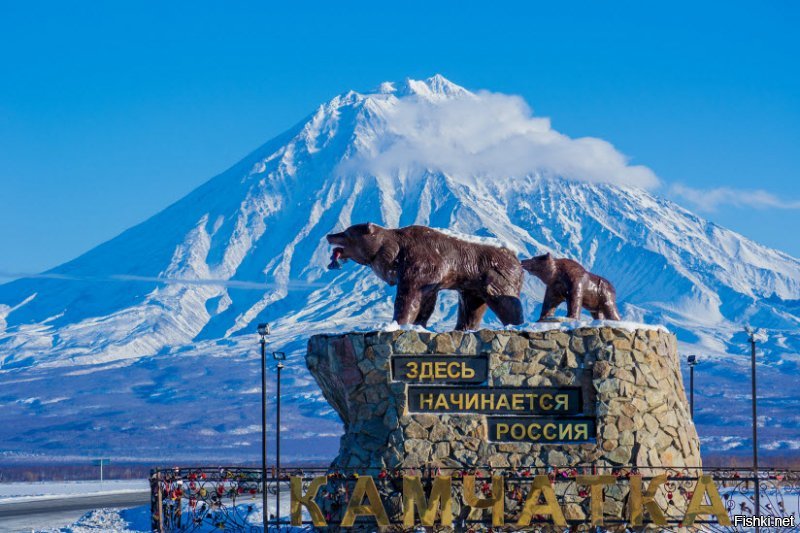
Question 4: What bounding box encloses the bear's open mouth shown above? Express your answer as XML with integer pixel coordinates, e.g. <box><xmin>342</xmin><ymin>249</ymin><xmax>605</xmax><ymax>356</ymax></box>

<box><xmin>328</xmin><ymin>247</ymin><xmax>348</xmax><ymax>270</ymax></box>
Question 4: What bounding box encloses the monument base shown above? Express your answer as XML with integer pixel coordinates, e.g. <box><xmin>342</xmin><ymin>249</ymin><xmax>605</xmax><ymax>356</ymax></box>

<box><xmin>307</xmin><ymin>327</ymin><xmax>701</xmax><ymax>471</ymax></box>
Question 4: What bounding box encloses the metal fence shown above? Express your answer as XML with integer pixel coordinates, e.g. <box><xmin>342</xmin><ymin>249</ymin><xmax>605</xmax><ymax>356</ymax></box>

<box><xmin>150</xmin><ymin>466</ymin><xmax>800</xmax><ymax>532</ymax></box>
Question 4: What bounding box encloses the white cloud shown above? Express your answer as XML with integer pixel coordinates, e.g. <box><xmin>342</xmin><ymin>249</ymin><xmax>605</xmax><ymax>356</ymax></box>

<box><xmin>343</xmin><ymin>90</ymin><xmax>660</xmax><ymax>189</ymax></box>
<box><xmin>671</xmin><ymin>184</ymin><xmax>800</xmax><ymax>211</ymax></box>
<box><xmin>339</xmin><ymin>78</ymin><xmax>796</xmax><ymax>212</ymax></box>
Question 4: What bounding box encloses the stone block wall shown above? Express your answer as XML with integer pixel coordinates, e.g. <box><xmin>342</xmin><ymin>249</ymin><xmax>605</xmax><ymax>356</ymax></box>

<box><xmin>306</xmin><ymin>327</ymin><xmax>701</xmax><ymax>471</ymax></box>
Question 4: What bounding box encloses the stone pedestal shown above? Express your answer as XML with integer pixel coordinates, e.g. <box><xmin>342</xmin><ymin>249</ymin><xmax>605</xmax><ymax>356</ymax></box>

<box><xmin>306</xmin><ymin>327</ymin><xmax>701</xmax><ymax>471</ymax></box>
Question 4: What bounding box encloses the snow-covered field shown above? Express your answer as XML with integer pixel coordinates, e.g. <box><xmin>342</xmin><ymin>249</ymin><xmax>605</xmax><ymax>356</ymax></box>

<box><xmin>0</xmin><ymin>479</ymin><xmax>295</xmax><ymax>532</ymax></box>
<box><xmin>26</xmin><ymin>489</ymin><xmax>293</xmax><ymax>533</ymax></box>
<box><xmin>0</xmin><ymin>480</ymin><xmax>147</xmax><ymax>501</ymax></box>
<box><xmin>0</xmin><ymin>480</ymin><xmax>149</xmax><ymax>533</ymax></box>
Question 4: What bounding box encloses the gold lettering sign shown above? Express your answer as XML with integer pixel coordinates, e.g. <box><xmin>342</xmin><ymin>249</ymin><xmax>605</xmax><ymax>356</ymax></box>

<box><xmin>290</xmin><ymin>476</ymin><xmax>327</xmax><ymax>527</ymax></box>
<box><xmin>575</xmin><ymin>475</ymin><xmax>616</xmax><ymax>526</ymax></box>
<box><xmin>463</xmin><ymin>475</ymin><xmax>505</xmax><ymax>527</ymax></box>
<box><xmin>489</xmin><ymin>417</ymin><xmax>595</xmax><ymax>443</ymax></box>
<box><xmin>516</xmin><ymin>475</ymin><xmax>567</xmax><ymax>527</ymax></box>
<box><xmin>392</xmin><ymin>355</ymin><xmax>488</xmax><ymax>384</ymax></box>
<box><xmin>402</xmin><ymin>475</ymin><xmax>453</xmax><ymax>526</ymax></box>
<box><xmin>287</xmin><ymin>474</ymin><xmax>735</xmax><ymax>528</ymax></box>
<box><xmin>683</xmin><ymin>475</ymin><xmax>732</xmax><ymax>526</ymax></box>
<box><xmin>341</xmin><ymin>476</ymin><xmax>390</xmax><ymax>527</ymax></box>
<box><xmin>408</xmin><ymin>387</ymin><xmax>582</xmax><ymax>415</ymax></box>
<box><xmin>629</xmin><ymin>474</ymin><xmax>667</xmax><ymax>526</ymax></box>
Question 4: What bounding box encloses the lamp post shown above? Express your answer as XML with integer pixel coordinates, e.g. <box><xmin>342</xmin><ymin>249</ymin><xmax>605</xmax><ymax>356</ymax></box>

<box><xmin>687</xmin><ymin>355</ymin><xmax>697</xmax><ymax>419</ymax></box>
<box><xmin>746</xmin><ymin>326</ymin><xmax>760</xmax><ymax>527</ymax></box>
<box><xmin>273</xmin><ymin>351</ymin><xmax>286</xmax><ymax>529</ymax></box>
<box><xmin>257</xmin><ymin>323</ymin><xmax>270</xmax><ymax>531</ymax></box>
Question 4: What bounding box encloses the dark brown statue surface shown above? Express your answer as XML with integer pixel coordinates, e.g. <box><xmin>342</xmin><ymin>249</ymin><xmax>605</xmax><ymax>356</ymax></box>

<box><xmin>326</xmin><ymin>223</ymin><xmax>524</xmax><ymax>330</ymax></box>
<box><xmin>521</xmin><ymin>253</ymin><xmax>621</xmax><ymax>321</ymax></box>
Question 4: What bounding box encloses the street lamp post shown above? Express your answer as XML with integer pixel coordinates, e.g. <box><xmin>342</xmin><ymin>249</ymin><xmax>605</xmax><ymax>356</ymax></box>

<box><xmin>687</xmin><ymin>355</ymin><xmax>697</xmax><ymax>419</ymax></box>
<box><xmin>257</xmin><ymin>323</ymin><xmax>270</xmax><ymax>531</ymax></box>
<box><xmin>746</xmin><ymin>327</ymin><xmax>760</xmax><ymax>528</ymax></box>
<box><xmin>273</xmin><ymin>351</ymin><xmax>286</xmax><ymax>529</ymax></box>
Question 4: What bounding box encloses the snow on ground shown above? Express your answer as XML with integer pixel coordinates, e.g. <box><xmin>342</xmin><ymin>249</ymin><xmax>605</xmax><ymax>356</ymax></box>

<box><xmin>0</xmin><ymin>480</ymin><xmax>148</xmax><ymax>533</ymax></box>
<box><xmin>31</xmin><ymin>490</ymin><xmax>296</xmax><ymax>533</ymax></box>
<box><xmin>35</xmin><ymin>506</ymin><xmax>151</xmax><ymax>533</ymax></box>
<box><xmin>358</xmin><ymin>319</ymin><xmax>668</xmax><ymax>334</ymax></box>
<box><xmin>507</xmin><ymin>319</ymin><xmax>669</xmax><ymax>333</ymax></box>
<box><xmin>718</xmin><ymin>487</ymin><xmax>800</xmax><ymax>533</ymax></box>
<box><xmin>0</xmin><ymin>480</ymin><xmax>147</xmax><ymax>501</ymax></box>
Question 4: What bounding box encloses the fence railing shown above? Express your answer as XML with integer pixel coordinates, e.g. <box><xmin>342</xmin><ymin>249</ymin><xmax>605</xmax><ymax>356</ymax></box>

<box><xmin>150</xmin><ymin>466</ymin><xmax>800</xmax><ymax>532</ymax></box>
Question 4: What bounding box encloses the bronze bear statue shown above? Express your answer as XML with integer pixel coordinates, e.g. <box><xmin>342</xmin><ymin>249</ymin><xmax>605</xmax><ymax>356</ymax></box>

<box><xmin>326</xmin><ymin>223</ymin><xmax>524</xmax><ymax>330</ymax></box>
<box><xmin>521</xmin><ymin>253</ymin><xmax>621</xmax><ymax>321</ymax></box>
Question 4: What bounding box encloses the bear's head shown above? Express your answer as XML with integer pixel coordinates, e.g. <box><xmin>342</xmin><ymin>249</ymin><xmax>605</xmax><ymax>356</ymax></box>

<box><xmin>326</xmin><ymin>223</ymin><xmax>387</xmax><ymax>266</ymax></box>
<box><xmin>521</xmin><ymin>253</ymin><xmax>557</xmax><ymax>284</ymax></box>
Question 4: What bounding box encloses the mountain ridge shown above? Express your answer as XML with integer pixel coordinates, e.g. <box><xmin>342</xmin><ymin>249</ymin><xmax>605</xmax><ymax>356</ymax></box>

<box><xmin>1</xmin><ymin>75</ymin><xmax>798</xmax><ymax>458</ymax></box>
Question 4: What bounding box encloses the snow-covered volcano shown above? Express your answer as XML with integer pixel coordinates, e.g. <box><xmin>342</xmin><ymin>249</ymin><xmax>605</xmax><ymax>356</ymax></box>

<box><xmin>1</xmin><ymin>76</ymin><xmax>798</xmax><ymax>461</ymax></box>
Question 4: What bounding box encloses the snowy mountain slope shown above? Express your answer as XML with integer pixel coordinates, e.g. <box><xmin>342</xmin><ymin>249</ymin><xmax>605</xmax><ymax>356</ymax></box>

<box><xmin>1</xmin><ymin>75</ymin><xmax>798</xmax><ymax>460</ymax></box>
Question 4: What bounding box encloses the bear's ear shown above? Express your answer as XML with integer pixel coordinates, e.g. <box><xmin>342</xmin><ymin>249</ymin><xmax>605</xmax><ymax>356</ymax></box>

<box><xmin>366</xmin><ymin>222</ymin><xmax>379</xmax><ymax>234</ymax></box>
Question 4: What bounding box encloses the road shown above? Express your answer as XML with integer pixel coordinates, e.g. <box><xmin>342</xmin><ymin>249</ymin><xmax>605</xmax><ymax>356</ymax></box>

<box><xmin>0</xmin><ymin>491</ymin><xmax>150</xmax><ymax>532</ymax></box>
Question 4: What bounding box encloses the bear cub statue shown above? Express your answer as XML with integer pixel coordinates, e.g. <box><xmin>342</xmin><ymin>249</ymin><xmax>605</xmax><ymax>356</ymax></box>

<box><xmin>326</xmin><ymin>223</ymin><xmax>524</xmax><ymax>330</ymax></box>
<box><xmin>521</xmin><ymin>253</ymin><xmax>621</xmax><ymax>321</ymax></box>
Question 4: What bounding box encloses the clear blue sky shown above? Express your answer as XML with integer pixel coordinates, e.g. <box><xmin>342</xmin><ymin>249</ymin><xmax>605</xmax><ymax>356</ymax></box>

<box><xmin>1</xmin><ymin>1</ymin><xmax>798</xmax><ymax>275</ymax></box>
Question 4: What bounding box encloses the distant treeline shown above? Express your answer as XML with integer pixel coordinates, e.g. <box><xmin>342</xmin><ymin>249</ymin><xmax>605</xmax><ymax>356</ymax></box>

<box><xmin>0</xmin><ymin>463</ymin><xmax>150</xmax><ymax>482</ymax></box>
<box><xmin>0</xmin><ymin>454</ymin><xmax>798</xmax><ymax>482</ymax></box>
<box><xmin>702</xmin><ymin>453</ymin><xmax>800</xmax><ymax>469</ymax></box>
<box><xmin>0</xmin><ymin>462</ymin><xmax>325</xmax><ymax>482</ymax></box>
